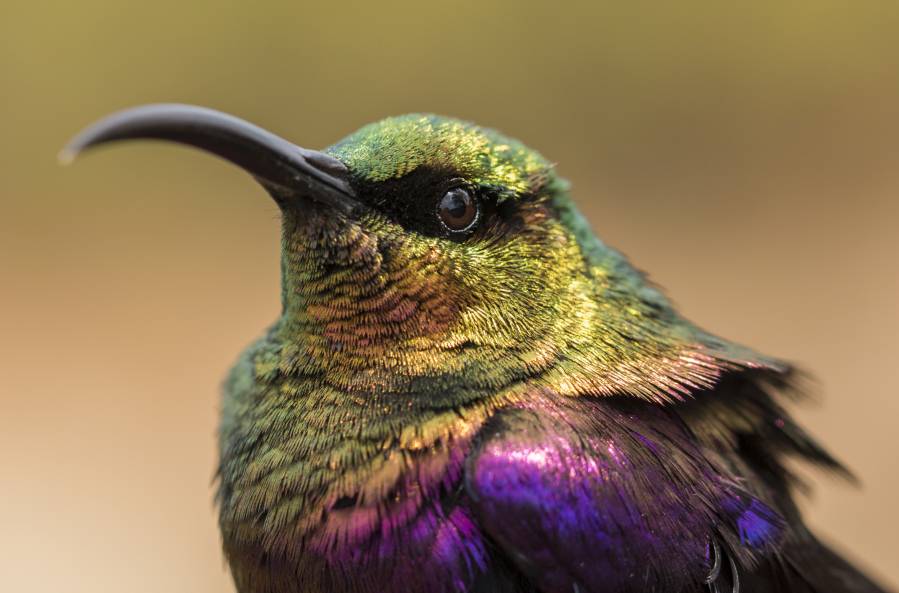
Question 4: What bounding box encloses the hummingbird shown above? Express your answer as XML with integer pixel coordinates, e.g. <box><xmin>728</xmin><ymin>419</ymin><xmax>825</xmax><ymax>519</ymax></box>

<box><xmin>64</xmin><ymin>104</ymin><xmax>891</xmax><ymax>593</ymax></box>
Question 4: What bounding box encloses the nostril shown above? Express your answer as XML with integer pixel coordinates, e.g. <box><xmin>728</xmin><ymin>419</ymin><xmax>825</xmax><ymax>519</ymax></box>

<box><xmin>301</xmin><ymin>148</ymin><xmax>349</xmax><ymax>175</ymax></box>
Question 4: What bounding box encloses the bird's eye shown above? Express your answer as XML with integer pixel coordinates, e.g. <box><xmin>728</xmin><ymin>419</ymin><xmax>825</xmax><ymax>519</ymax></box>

<box><xmin>437</xmin><ymin>187</ymin><xmax>479</xmax><ymax>232</ymax></box>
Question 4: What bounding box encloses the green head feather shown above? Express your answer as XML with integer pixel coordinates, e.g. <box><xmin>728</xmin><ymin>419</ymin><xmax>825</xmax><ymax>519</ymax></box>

<box><xmin>328</xmin><ymin>114</ymin><xmax>551</xmax><ymax>195</ymax></box>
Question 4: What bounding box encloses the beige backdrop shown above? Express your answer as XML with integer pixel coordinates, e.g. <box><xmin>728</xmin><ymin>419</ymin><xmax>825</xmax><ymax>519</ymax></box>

<box><xmin>2</xmin><ymin>1</ymin><xmax>897</xmax><ymax>591</ymax></box>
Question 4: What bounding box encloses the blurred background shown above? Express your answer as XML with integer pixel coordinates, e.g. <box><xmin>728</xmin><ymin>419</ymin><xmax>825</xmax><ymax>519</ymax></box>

<box><xmin>2</xmin><ymin>1</ymin><xmax>897</xmax><ymax>591</ymax></box>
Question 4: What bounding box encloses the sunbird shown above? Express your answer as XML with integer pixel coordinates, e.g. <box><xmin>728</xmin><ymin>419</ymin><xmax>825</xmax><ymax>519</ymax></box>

<box><xmin>64</xmin><ymin>104</ymin><xmax>891</xmax><ymax>593</ymax></box>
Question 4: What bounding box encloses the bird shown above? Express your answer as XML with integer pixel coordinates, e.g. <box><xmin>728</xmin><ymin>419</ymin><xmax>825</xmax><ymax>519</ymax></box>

<box><xmin>63</xmin><ymin>104</ymin><xmax>892</xmax><ymax>593</ymax></box>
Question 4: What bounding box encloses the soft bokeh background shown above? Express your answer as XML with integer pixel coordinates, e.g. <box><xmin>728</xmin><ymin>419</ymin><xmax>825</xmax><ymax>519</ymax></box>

<box><xmin>2</xmin><ymin>1</ymin><xmax>897</xmax><ymax>591</ymax></box>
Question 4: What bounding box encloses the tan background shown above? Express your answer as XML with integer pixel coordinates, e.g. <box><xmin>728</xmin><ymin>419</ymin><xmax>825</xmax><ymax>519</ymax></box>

<box><xmin>2</xmin><ymin>1</ymin><xmax>897</xmax><ymax>591</ymax></box>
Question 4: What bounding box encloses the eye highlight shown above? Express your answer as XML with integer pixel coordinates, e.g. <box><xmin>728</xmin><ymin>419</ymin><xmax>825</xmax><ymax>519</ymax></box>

<box><xmin>437</xmin><ymin>187</ymin><xmax>479</xmax><ymax>233</ymax></box>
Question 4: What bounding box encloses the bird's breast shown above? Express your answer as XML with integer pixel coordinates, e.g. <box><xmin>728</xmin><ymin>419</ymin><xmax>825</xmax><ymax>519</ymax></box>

<box><xmin>217</xmin><ymin>354</ymin><xmax>501</xmax><ymax>593</ymax></box>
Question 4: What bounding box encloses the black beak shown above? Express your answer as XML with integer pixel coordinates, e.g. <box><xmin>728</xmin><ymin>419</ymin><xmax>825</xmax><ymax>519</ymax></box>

<box><xmin>60</xmin><ymin>103</ymin><xmax>358</xmax><ymax>214</ymax></box>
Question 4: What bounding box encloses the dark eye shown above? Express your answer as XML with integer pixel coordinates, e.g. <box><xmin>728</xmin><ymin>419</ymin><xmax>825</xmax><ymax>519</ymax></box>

<box><xmin>437</xmin><ymin>187</ymin><xmax>479</xmax><ymax>232</ymax></box>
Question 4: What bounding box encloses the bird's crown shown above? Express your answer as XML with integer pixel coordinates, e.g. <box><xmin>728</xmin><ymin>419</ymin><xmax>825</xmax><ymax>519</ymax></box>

<box><xmin>329</xmin><ymin>114</ymin><xmax>551</xmax><ymax>195</ymax></box>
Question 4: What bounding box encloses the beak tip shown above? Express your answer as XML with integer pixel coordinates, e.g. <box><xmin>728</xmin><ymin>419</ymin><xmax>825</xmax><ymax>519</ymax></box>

<box><xmin>57</xmin><ymin>147</ymin><xmax>77</xmax><ymax>166</ymax></box>
<box><xmin>58</xmin><ymin>136</ymin><xmax>87</xmax><ymax>165</ymax></box>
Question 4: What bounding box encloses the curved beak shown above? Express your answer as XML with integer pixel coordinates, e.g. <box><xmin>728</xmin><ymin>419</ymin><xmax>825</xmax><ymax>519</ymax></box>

<box><xmin>60</xmin><ymin>103</ymin><xmax>358</xmax><ymax>214</ymax></box>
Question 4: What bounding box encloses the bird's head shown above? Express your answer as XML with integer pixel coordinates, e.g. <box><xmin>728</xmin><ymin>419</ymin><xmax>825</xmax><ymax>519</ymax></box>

<box><xmin>64</xmin><ymin>105</ymin><xmax>777</xmax><ymax>406</ymax></box>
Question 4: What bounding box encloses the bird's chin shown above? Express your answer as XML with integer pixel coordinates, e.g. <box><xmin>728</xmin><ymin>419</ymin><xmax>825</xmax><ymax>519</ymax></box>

<box><xmin>280</xmin><ymin>204</ymin><xmax>378</xmax><ymax>267</ymax></box>
<box><xmin>281</xmin><ymin>197</ymin><xmax>343</xmax><ymax>233</ymax></box>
